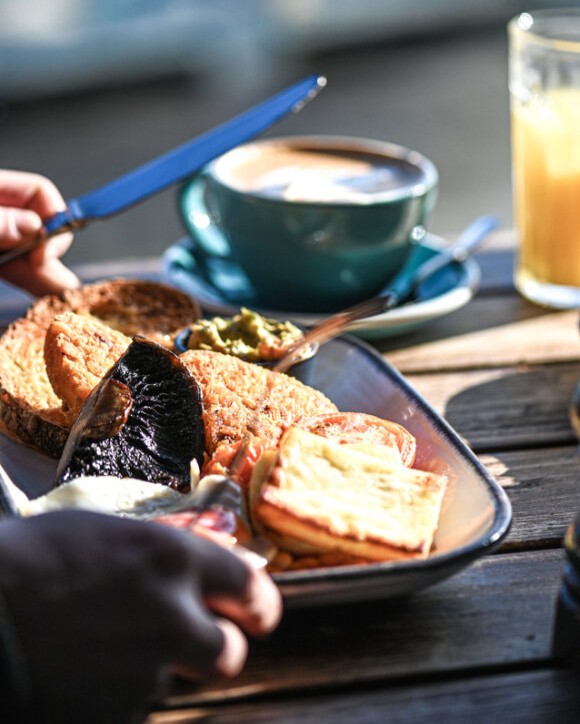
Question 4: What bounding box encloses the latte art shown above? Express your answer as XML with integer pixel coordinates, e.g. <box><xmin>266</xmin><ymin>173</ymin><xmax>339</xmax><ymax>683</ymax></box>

<box><xmin>217</xmin><ymin>145</ymin><xmax>426</xmax><ymax>204</ymax></box>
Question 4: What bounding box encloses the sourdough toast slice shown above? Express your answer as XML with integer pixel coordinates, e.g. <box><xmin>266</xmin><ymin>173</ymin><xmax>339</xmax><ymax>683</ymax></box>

<box><xmin>180</xmin><ymin>349</ymin><xmax>338</xmax><ymax>454</ymax></box>
<box><xmin>18</xmin><ymin>310</ymin><xmax>337</xmax><ymax>461</ymax></box>
<box><xmin>250</xmin><ymin>426</ymin><xmax>448</xmax><ymax>562</ymax></box>
<box><xmin>44</xmin><ymin>312</ymin><xmax>131</xmax><ymax>420</ymax></box>
<box><xmin>61</xmin><ymin>279</ymin><xmax>199</xmax><ymax>345</ymax></box>
<box><xmin>0</xmin><ymin>279</ymin><xmax>200</xmax><ymax>456</ymax></box>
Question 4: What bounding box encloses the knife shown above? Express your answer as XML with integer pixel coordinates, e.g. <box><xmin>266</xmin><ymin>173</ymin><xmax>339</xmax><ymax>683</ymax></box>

<box><xmin>0</xmin><ymin>74</ymin><xmax>326</xmax><ymax>267</ymax></box>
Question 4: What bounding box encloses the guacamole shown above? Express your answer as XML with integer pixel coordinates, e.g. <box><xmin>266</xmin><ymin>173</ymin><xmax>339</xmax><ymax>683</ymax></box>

<box><xmin>184</xmin><ymin>308</ymin><xmax>304</xmax><ymax>362</ymax></box>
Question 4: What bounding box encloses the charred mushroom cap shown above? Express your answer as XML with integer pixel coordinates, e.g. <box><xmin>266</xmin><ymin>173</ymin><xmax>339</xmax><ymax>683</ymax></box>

<box><xmin>55</xmin><ymin>336</ymin><xmax>205</xmax><ymax>490</ymax></box>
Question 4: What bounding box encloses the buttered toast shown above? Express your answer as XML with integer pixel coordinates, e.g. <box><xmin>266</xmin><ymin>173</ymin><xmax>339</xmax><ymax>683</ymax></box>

<box><xmin>180</xmin><ymin>349</ymin><xmax>338</xmax><ymax>453</ymax></box>
<box><xmin>42</xmin><ymin>318</ymin><xmax>339</xmax><ymax>456</ymax></box>
<box><xmin>60</xmin><ymin>280</ymin><xmax>199</xmax><ymax>345</ymax></box>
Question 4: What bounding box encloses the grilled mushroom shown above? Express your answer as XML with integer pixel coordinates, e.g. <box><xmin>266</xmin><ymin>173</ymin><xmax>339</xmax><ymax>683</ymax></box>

<box><xmin>55</xmin><ymin>336</ymin><xmax>204</xmax><ymax>490</ymax></box>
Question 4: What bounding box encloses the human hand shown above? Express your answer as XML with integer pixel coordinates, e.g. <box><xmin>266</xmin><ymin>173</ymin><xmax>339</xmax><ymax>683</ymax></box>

<box><xmin>0</xmin><ymin>510</ymin><xmax>282</xmax><ymax>724</ymax></box>
<box><xmin>0</xmin><ymin>169</ymin><xmax>80</xmax><ymax>296</ymax></box>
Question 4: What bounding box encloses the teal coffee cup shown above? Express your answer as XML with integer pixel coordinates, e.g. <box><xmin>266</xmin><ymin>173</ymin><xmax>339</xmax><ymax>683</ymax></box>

<box><xmin>179</xmin><ymin>135</ymin><xmax>438</xmax><ymax>313</ymax></box>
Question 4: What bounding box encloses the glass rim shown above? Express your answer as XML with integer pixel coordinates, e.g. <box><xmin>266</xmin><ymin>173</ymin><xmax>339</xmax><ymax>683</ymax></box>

<box><xmin>509</xmin><ymin>9</ymin><xmax>580</xmax><ymax>52</ymax></box>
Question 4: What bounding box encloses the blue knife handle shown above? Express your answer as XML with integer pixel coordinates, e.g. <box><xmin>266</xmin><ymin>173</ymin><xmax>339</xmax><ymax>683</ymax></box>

<box><xmin>43</xmin><ymin>201</ymin><xmax>86</xmax><ymax>236</ymax></box>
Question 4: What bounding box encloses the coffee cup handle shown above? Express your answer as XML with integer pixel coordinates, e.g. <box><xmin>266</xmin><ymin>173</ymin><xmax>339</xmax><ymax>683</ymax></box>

<box><xmin>178</xmin><ymin>173</ymin><xmax>236</xmax><ymax>264</ymax></box>
<box><xmin>175</xmin><ymin>176</ymin><xmax>258</xmax><ymax>303</ymax></box>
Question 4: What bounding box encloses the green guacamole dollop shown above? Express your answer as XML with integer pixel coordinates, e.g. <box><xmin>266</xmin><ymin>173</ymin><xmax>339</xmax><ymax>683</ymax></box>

<box><xmin>185</xmin><ymin>308</ymin><xmax>304</xmax><ymax>362</ymax></box>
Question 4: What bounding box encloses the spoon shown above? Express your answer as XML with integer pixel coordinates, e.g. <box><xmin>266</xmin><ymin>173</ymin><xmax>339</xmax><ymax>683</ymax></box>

<box><xmin>273</xmin><ymin>214</ymin><xmax>499</xmax><ymax>373</ymax></box>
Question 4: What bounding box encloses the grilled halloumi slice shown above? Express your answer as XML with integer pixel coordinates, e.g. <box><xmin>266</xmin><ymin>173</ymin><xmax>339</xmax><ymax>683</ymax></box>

<box><xmin>250</xmin><ymin>427</ymin><xmax>447</xmax><ymax>562</ymax></box>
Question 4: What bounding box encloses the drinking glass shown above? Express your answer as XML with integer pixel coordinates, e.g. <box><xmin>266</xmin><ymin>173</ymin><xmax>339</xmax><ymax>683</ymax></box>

<box><xmin>509</xmin><ymin>10</ymin><xmax>580</xmax><ymax>308</ymax></box>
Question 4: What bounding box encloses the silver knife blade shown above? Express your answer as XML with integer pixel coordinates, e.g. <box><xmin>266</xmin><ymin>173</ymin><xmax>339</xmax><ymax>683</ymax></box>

<box><xmin>0</xmin><ymin>74</ymin><xmax>326</xmax><ymax>267</ymax></box>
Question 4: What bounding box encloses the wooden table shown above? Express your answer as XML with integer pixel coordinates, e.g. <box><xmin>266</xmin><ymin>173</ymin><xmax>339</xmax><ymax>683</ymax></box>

<box><xmin>6</xmin><ymin>231</ymin><xmax>580</xmax><ymax>722</ymax></box>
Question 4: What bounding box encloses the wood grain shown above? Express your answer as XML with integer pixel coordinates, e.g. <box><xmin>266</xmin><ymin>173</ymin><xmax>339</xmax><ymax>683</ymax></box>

<box><xmin>146</xmin><ymin>669</ymin><xmax>580</xmax><ymax>724</ymax></box>
<box><xmin>482</xmin><ymin>447</ymin><xmax>579</xmax><ymax>549</ymax></box>
<box><xmin>382</xmin><ymin>302</ymin><xmax>580</xmax><ymax>373</ymax></box>
<box><xmin>149</xmin><ymin>670</ymin><xmax>580</xmax><ymax>724</ymax></box>
<box><xmin>404</xmin><ymin>363</ymin><xmax>578</xmax><ymax>451</ymax></box>
<box><xmin>159</xmin><ymin>549</ymin><xmax>564</xmax><ymax>709</ymax></box>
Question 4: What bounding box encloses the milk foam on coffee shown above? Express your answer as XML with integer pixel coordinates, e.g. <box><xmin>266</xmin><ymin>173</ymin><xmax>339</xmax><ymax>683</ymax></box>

<box><xmin>219</xmin><ymin>144</ymin><xmax>426</xmax><ymax>204</ymax></box>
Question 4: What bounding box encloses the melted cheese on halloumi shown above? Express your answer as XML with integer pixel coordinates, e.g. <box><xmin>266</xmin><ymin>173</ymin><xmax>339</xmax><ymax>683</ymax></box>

<box><xmin>251</xmin><ymin>427</ymin><xmax>447</xmax><ymax>560</ymax></box>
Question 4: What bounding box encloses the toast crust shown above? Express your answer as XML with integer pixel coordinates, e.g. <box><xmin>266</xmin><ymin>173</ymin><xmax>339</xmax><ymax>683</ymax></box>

<box><xmin>61</xmin><ymin>279</ymin><xmax>199</xmax><ymax>344</ymax></box>
<box><xmin>44</xmin><ymin>312</ymin><xmax>132</xmax><ymax>420</ymax></box>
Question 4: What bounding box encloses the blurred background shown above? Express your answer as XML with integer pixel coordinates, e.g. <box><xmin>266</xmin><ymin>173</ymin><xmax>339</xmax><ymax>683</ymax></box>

<box><xmin>0</xmin><ymin>0</ymin><xmax>562</xmax><ymax>270</ymax></box>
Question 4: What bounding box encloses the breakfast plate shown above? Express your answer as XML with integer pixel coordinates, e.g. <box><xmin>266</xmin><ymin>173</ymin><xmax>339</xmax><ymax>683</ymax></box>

<box><xmin>0</xmin><ymin>334</ymin><xmax>511</xmax><ymax>608</ymax></box>
<box><xmin>162</xmin><ymin>234</ymin><xmax>481</xmax><ymax>340</ymax></box>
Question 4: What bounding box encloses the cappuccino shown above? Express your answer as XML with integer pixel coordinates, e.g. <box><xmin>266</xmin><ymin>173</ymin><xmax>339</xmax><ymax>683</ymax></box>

<box><xmin>182</xmin><ymin>136</ymin><xmax>438</xmax><ymax>311</ymax></box>
<box><xmin>215</xmin><ymin>142</ymin><xmax>429</xmax><ymax>204</ymax></box>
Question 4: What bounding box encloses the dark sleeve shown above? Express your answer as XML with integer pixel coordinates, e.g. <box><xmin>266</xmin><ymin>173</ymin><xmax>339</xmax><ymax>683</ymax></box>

<box><xmin>0</xmin><ymin>587</ymin><xmax>32</xmax><ymax>720</ymax></box>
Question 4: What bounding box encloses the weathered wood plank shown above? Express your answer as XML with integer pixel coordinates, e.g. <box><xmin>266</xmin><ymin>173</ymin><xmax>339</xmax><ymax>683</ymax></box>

<box><xmin>149</xmin><ymin>670</ymin><xmax>580</xmax><ymax>724</ymax></box>
<box><xmin>373</xmin><ymin>234</ymin><xmax>578</xmax><ymax>373</ymax></box>
<box><xmin>482</xmin><ymin>447</ymin><xmax>580</xmax><ymax>549</ymax></box>
<box><xmin>159</xmin><ymin>549</ymin><xmax>565</xmax><ymax>709</ymax></box>
<box><xmin>404</xmin><ymin>363</ymin><xmax>578</xmax><ymax>451</ymax></box>
<box><xmin>380</xmin><ymin>301</ymin><xmax>580</xmax><ymax>373</ymax></box>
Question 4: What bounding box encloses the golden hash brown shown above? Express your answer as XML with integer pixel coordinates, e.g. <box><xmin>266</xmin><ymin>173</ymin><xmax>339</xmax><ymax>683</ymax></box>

<box><xmin>180</xmin><ymin>349</ymin><xmax>338</xmax><ymax>454</ymax></box>
<box><xmin>44</xmin><ymin>312</ymin><xmax>132</xmax><ymax>420</ymax></box>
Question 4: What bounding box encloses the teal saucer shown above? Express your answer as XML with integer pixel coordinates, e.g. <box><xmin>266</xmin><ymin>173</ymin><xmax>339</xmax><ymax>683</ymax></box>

<box><xmin>161</xmin><ymin>234</ymin><xmax>480</xmax><ymax>340</ymax></box>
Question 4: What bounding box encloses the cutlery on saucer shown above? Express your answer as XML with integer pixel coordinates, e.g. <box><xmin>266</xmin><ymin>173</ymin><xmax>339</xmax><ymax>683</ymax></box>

<box><xmin>274</xmin><ymin>214</ymin><xmax>499</xmax><ymax>373</ymax></box>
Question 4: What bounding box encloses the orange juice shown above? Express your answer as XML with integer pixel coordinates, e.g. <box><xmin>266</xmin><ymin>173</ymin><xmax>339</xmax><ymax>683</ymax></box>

<box><xmin>512</xmin><ymin>87</ymin><xmax>580</xmax><ymax>304</ymax></box>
